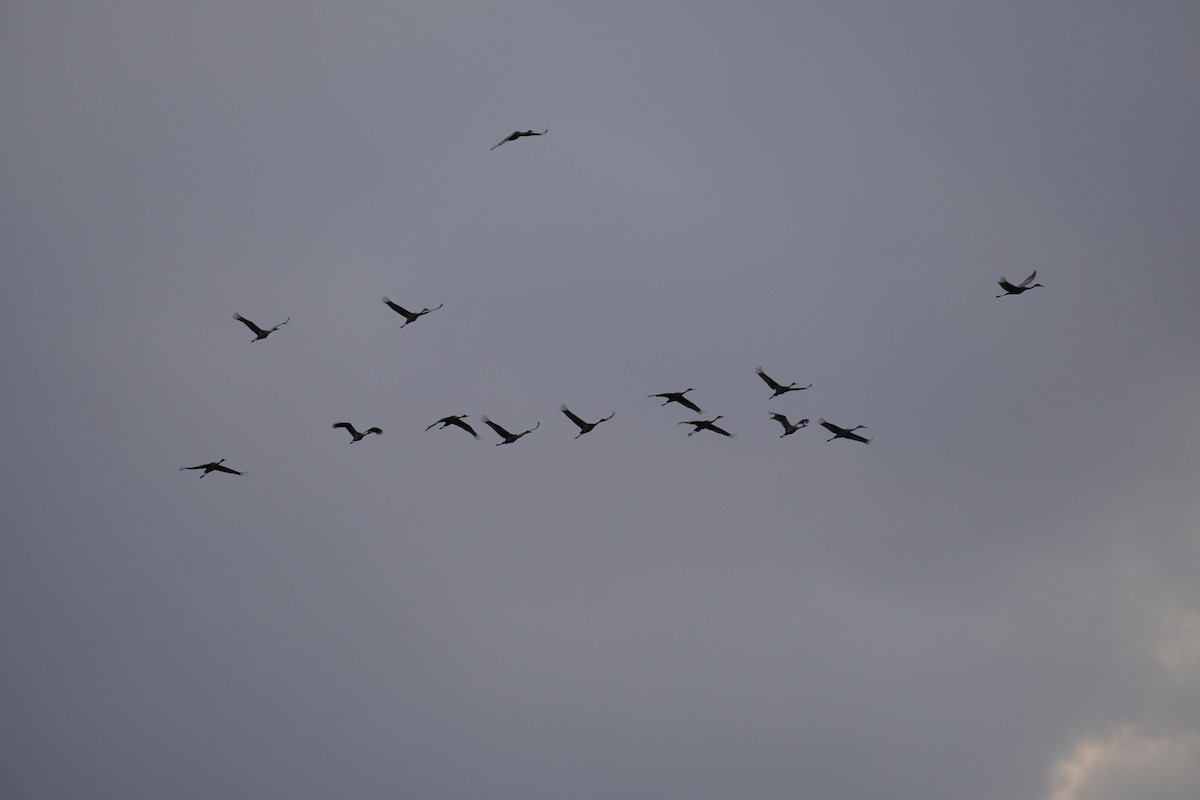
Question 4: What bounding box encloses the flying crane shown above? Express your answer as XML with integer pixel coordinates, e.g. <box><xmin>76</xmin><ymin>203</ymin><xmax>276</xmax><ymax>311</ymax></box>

<box><xmin>755</xmin><ymin>366</ymin><xmax>812</xmax><ymax>398</ymax></box>
<box><xmin>233</xmin><ymin>312</ymin><xmax>289</xmax><ymax>341</ymax></box>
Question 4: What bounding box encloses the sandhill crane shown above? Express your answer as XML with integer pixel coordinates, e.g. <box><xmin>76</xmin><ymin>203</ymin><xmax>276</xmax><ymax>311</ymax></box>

<box><xmin>332</xmin><ymin>422</ymin><xmax>383</xmax><ymax>442</ymax></box>
<box><xmin>769</xmin><ymin>413</ymin><xmax>809</xmax><ymax>437</ymax></box>
<box><xmin>560</xmin><ymin>405</ymin><xmax>614</xmax><ymax>439</ymax></box>
<box><xmin>755</xmin><ymin>367</ymin><xmax>812</xmax><ymax>398</ymax></box>
<box><xmin>996</xmin><ymin>271</ymin><xmax>1044</xmax><ymax>297</ymax></box>
<box><xmin>490</xmin><ymin>129</ymin><xmax>548</xmax><ymax>150</ymax></box>
<box><xmin>425</xmin><ymin>414</ymin><xmax>478</xmax><ymax>439</ymax></box>
<box><xmin>382</xmin><ymin>296</ymin><xmax>443</xmax><ymax>327</ymax></box>
<box><xmin>179</xmin><ymin>459</ymin><xmax>244</xmax><ymax>478</ymax></box>
<box><xmin>679</xmin><ymin>416</ymin><xmax>735</xmax><ymax>437</ymax></box>
<box><xmin>818</xmin><ymin>418</ymin><xmax>871</xmax><ymax>444</ymax></box>
<box><xmin>481</xmin><ymin>416</ymin><xmax>539</xmax><ymax>445</ymax></box>
<box><xmin>648</xmin><ymin>389</ymin><xmax>703</xmax><ymax>413</ymax></box>
<box><xmin>233</xmin><ymin>312</ymin><xmax>289</xmax><ymax>341</ymax></box>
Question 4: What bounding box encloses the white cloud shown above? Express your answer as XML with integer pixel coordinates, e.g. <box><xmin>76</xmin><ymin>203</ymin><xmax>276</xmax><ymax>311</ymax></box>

<box><xmin>1049</xmin><ymin>727</ymin><xmax>1200</xmax><ymax>800</ymax></box>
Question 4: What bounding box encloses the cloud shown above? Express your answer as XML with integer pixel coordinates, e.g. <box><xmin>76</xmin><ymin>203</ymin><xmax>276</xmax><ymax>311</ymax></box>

<box><xmin>1049</xmin><ymin>727</ymin><xmax>1200</xmax><ymax>800</ymax></box>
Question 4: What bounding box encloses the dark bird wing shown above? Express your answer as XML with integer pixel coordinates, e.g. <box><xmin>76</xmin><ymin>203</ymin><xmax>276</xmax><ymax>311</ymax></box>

<box><xmin>210</xmin><ymin>463</ymin><xmax>244</xmax><ymax>474</ymax></box>
<box><xmin>490</xmin><ymin>132</ymin><xmax>518</xmax><ymax>150</ymax></box>
<box><xmin>381</xmin><ymin>296</ymin><xmax>411</xmax><ymax>316</ymax></box>
<box><xmin>559</xmin><ymin>404</ymin><xmax>588</xmax><ymax>430</ymax></box>
<box><xmin>480</xmin><ymin>416</ymin><xmax>513</xmax><ymax>438</ymax></box>
<box><xmin>449</xmin><ymin>417</ymin><xmax>478</xmax><ymax>438</ymax></box>
<box><xmin>676</xmin><ymin>395</ymin><xmax>702</xmax><ymax>413</ymax></box>
<box><xmin>366</xmin><ymin>427</ymin><xmax>383</xmax><ymax>435</ymax></box>
<box><xmin>333</xmin><ymin>422</ymin><xmax>361</xmax><ymax>437</ymax></box>
<box><xmin>1018</xmin><ymin>270</ymin><xmax>1038</xmax><ymax>287</ymax></box>
<box><xmin>707</xmin><ymin>422</ymin><xmax>734</xmax><ymax>437</ymax></box>
<box><xmin>180</xmin><ymin>463</ymin><xmax>212</xmax><ymax>471</ymax></box>
<box><xmin>769</xmin><ymin>413</ymin><xmax>791</xmax><ymax>429</ymax></box>
<box><xmin>755</xmin><ymin>367</ymin><xmax>783</xmax><ymax>391</ymax></box>
<box><xmin>997</xmin><ymin>278</ymin><xmax>1019</xmax><ymax>292</ymax></box>
<box><xmin>845</xmin><ymin>431</ymin><xmax>871</xmax><ymax>444</ymax></box>
<box><xmin>818</xmin><ymin>418</ymin><xmax>844</xmax><ymax>435</ymax></box>
<box><xmin>233</xmin><ymin>313</ymin><xmax>267</xmax><ymax>336</ymax></box>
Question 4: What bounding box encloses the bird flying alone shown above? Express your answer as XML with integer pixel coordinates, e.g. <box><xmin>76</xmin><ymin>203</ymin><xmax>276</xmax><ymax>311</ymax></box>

<box><xmin>481</xmin><ymin>416</ymin><xmax>539</xmax><ymax>445</ymax></box>
<box><xmin>996</xmin><ymin>271</ymin><xmax>1044</xmax><ymax>298</ymax></box>
<box><xmin>679</xmin><ymin>416</ymin><xmax>735</xmax><ymax>437</ymax></box>
<box><xmin>769</xmin><ymin>413</ymin><xmax>809</xmax><ymax>437</ymax></box>
<box><xmin>755</xmin><ymin>367</ymin><xmax>812</xmax><ymax>398</ymax></box>
<box><xmin>560</xmin><ymin>405</ymin><xmax>615</xmax><ymax>439</ymax></box>
<box><xmin>818</xmin><ymin>418</ymin><xmax>871</xmax><ymax>444</ymax></box>
<box><xmin>490</xmin><ymin>129</ymin><xmax>548</xmax><ymax>150</ymax></box>
<box><xmin>426</xmin><ymin>415</ymin><xmax>478</xmax><ymax>439</ymax></box>
<box><xmin>332</xmin><ymin>422</ymin><xmax>383</xmax><ymax>442</ymax></box>
<box><xmin>648</xmin><ymin>389</ymin><xmax>703</xmax><ymax>413</ymax></box>
<box><xmin>382</xmin><ymin>296</ymin><xmax>443</xmax><ymax>327</ymax></box>
<box><xmin>180</xmin><ymin>459</ymin><xmax>245</xmax><ymax>478</ymax></box>
<box><xmin>233</xmin><ymin>312</ymin><xmax>289</xmax><ymax>341</ymax></box>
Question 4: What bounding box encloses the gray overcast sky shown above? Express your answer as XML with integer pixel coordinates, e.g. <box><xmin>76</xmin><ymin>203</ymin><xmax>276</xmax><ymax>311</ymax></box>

<box><xmin>2</xmin><ymin>2</ymin><xmax>1199</xmax><ymax>799</ymax></box>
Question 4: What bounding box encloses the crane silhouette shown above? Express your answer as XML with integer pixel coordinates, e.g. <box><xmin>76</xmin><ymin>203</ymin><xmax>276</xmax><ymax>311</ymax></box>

<box><xmin>679</xmin><ymin>416</ymin><xmax>735</xmax><ymax>437</ymax></box>
<box><xmin>996</xmin><ymin>271</ymin><xmax>1044</xmax><ymax>297</ymax></box>
<box><xmin>332</xmin><ymin>422</ymin><xmax>383</xmax><ymax>442</ymax></box>
<box><xmin>425</xmin><ymin>414</ymin><xmax>478</xmax><ymax>439</ymax></box>
<box><xmin>233</xmin><ymin>313</ymin><xmax>289</xmax><ymax>341</ymax></box>
<box><xmin>481</xmin><ymin>416</ymin><xmax>539</xmax><ymax>445</ymax></box>
<box><xmin>648</xmin><ymin>389</ymin><xmax>702</xmax><ymax>413</ymax></box>
<box><xmin>382</xmin><ymin>296</ymin><xmax>443</xmax><ymax>327</ymax></box>
<box><xmin>818</xmin><ymin>418</ymin><xmax>871</xmax><ymax>444</ymax></box>
<box><xmin>755</xmin><ymin>367</ymin><xmax>812</xmax><ymax>398</ymax></box>
<box><xmin>179</xmin><ymin>459</ymin><xmax>244</xmax><ymax>478</ymax></box>
<box><xmin>769</xmin><ymin>413</ymin><xmax>809</xmax><ymax>437</ymax></box>
<box><xmin>490</xmin><ymin>129</ymin><xmax>548</xmax><ymax>150</ymax></box>
<box><xmin>559</xmin><ymin>405</ymin><xmax>615</xmax><ymax>438</ymax></box>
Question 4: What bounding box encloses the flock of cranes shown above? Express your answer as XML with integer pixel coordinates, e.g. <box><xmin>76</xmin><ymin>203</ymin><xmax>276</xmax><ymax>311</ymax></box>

<box><xmin>181</xmin><ymin>127</ymin><xmax>1040</xmax><ymax>477</ymax></box>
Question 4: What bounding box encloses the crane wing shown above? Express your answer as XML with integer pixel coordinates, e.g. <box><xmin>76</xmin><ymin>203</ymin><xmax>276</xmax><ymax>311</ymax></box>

<box><xmin>845</xmin><ymin>431</ymin><xmax>872</xmax><ymax>444</ymax></box>
<box><xmin>211</xmin><ymin>463</ymin><xmax>244</xmax><ymax>474</ymax></box>
<box><xmin>332</xmin><ymin>422</ymin><xmax>360</xmax><ymax>436</ymax></box>
<box><xmin>366</xmin><ymin>427</ymin><xmax>383</xmax><ymax>435</ymax></box>
<box><xmin>707</xmin><ymin>422</ymin><xmax>734</xmax><ymax>437</ymax></box>
<box><xmin>233</xmin><ymin>313</ymin><xmax>267</xmax><ymax>336</ymax></box>
<box><xmin>1018</xmin><ymin>270</ymin><xmax>1038</xmax><ymax>287</ymax></box>
<box><xmin>755</xmin><ymin>367</ymin><xmax>782</xmax><ymax>391</ymax></box>
<box><xmin>381</xmin><ymin>296</ymin><xmax>411</xmax><ymax>316</ymax></box>
<box><xmin>676</xmin><ymin>396</ymin><xmax>702</xmax><ymax>412</ymax></box>
<box><xmin>480</xmin><ymin>416</ymin><xmax>513</xmax><ymax>438</ymax></box>
<box><xmin>450</xmin><ymin>417</ymin><xmax>479</xmax><ymax>438</ymax></box>
<box><xmin>490</xmin><ymin>132</ymin><xmax>517</xmax><ymax>150</ymax></box>
<box><xmin>818</xmin><ymin>418</ymin><xmax>843</xmax><ymax>435</ymax></box>
<box><xmin>559</xmin><ymin>405</ymin><xmax>588</xmax><ymax>430</ymax></box>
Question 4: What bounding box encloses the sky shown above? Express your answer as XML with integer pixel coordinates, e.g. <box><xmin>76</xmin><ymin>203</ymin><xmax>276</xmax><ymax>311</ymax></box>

<box><xmin>2</xmin><ymin>1</ymin><xmax>1199</xmax><ymax>798</ymax></box>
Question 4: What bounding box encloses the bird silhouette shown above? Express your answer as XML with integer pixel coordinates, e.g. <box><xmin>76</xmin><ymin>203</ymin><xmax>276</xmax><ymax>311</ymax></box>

<box><xmin>382</xmin><ymin>296</ymin><xmax>443</xmax><ymax>327</ymax></box>
<box><xmin>233</xmin><ymin>313</ymin><xmax>289</xmax><ymax>341</ymax></box>
<box><xmin>481</xmin><ymin>416</ymin><xmax>539</xmax><ymax>445</ymax></box>
<box><xmin>755</xmin><ymin>367</ymin><xmax>812</xmax><ymax>398</ymax></box>
<box><xmin>995</xmin><ymin>271</ymin><xmax>1044</xmax><ymax>297</ymax></box>
<box><xmin>678</xmin><ymin>416</ymin><xmax>735</xmax><ymax>437</ymax></box>
<box><xmin>818</xmin><ymin>418</ymin><xmax>871</xmax><ymax>444</ymax></box>
<box><xmin>425</xmin><ymin>414</ymin><xmax>478</xmax><ymax>439</ymax></box>
<box><xmin>648</xmin><ymin>389</ymin><xmax>703</xmax><ymax>413</ymax></box>
<box><xmin>490</xmin><ymin>129</ymin><xmax>548</xmax><ymax>150</ymax></box>
<box><xmin>332</xmin><ymin>422</ymin><xmax>383</xmax><ymax>442</ymax></box>
<box><xmin>769</xmin><ymin>413</ymin><xmax>809</xmax><ymax>437</ymax></box>
<box><xmin>179</xmin><ymin>459</ymin><xmax>244</xmax><ymax>478</ymax></box>
<box><xmin>560</xmin><ymin>405</ymin><xmax>615</xmax><ymax>439</ymax></box>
